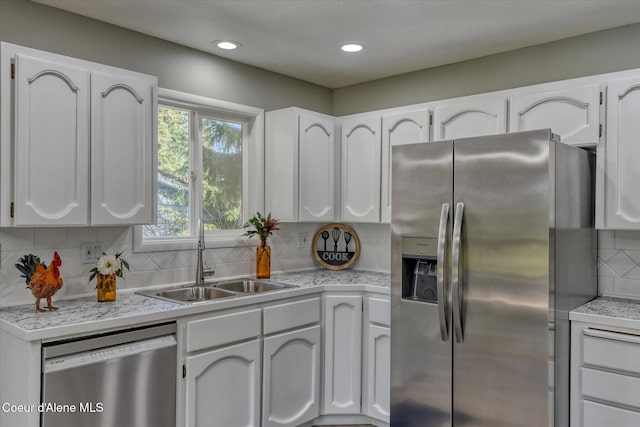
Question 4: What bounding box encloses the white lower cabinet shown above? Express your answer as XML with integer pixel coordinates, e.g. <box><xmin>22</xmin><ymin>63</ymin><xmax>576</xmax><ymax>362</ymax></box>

<box><xmin>363</xmin><ymin>297</ymin><xmax>391</xmax><ymax>423</ymax></box>
<box><xmin>363</xmin><ymin>324</ymin><xmax>390</xmax><ymax>423</ymax></box>
<box><xmin>323</xmin><ymin>295</ymin><xmax>363</xmax><ymax>414</ymax></box>
<box><xmin>263</xmin><ymin>297</ymin><xmax>322</xmax><ymax>427</ymax></box>
<box><xmin>179</xmin><ymin>292</ymin><xmax>390</xmax><ymax>427</ymax></box>
<box><xmin>181</xmin><ymin>307</ymin><xmax>262</xmax><ymax>427</ymax></box>
<box><xmin>180</xmin><ymin>297</ymin><xmax>322</xmax><ymax>427</ymax></box>
<box><xmin>571</xmin><ymin>321</ymin><xmax>640</xmax><ymax>427</ymax></box>
<box><xmin>263</xmin><ymin>325</ymin><xmax>321</xmax><ymax>427</ymax></box>
<box><xmin>185</xmin><ymin>339</ymin><xmax>261</xmax><ymax>427</ymax></box>
<box><xmin>322</xmin><ymin>293</ymin><xmax>390</xmax><ymax>426</ymax></box>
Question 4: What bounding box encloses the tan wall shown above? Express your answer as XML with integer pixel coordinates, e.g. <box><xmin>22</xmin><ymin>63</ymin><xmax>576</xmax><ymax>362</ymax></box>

<box><xmin>0</xmin><ymin>0</ymin><xmax>333</xmax><ymax>114</ymax></box>
<box><xmin>333</xmin><ymin>23</ymin><xmax>640</xmax><ymax>115</ymax></box>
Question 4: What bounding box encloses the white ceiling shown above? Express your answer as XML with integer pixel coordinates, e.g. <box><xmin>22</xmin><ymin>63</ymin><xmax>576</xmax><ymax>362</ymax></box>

<box><xmin>35</xmin><ymin>0</ymin><xmax>640</xmax><ymax>88</ymax></box>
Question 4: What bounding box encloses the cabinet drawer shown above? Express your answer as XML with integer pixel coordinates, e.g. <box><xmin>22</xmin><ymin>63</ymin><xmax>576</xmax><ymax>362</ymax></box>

<box><xmin>368</xmin><ymin>297</ymin><xmax>390</xmax><ymax>326</ymax></box>
<box><xmin>582</xmin><ymin>367</ymin><xmax>640</xmax><ymax>410</ymax></box>
<box><xmin>263</xmin><ymin>297</ymin><xmax>320</xmax><ymax>335</ymax></box>
<box><xmin>583</xmin><ymin>328</ymin><xmax>640</xmax><ymax>375</ymax></box>
<box><xmin>186</xmin><ymin>308</ymin><xmax>261</xmax><ymax>353</ymax></box>
<box><xmin>583</xmin><ymin>401</ymin><xmax>640</xmax><ymax>427</ymax></box>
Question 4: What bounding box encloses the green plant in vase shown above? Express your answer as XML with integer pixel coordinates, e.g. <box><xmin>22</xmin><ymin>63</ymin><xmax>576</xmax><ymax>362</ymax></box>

<box><xmin>243</xmin><ymin>212</ymin><xmax>280</xmax><ymax>278</ymax></box>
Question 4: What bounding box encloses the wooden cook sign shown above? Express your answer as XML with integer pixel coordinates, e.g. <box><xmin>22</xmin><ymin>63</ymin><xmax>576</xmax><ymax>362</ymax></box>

<box><xmin>312</xmin><ymin>223</ymin><xmax>360</xmax><ymax>270</ymax></box>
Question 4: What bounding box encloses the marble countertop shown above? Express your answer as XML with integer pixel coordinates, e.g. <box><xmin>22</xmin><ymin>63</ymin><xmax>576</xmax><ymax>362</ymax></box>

<box><xmin>0</xmin><ymin>269</ymin><xmax>389</xmax><ymax>341</ymax></box>
<box><xmin>269</xmin><ymin>269</ymin><xmax>390</xmax><ymax>288</ymax></box>
<box><xmin>570</xmin><ymin>296</ymin><xmax>640</xmax><ymax>330</ymax></box>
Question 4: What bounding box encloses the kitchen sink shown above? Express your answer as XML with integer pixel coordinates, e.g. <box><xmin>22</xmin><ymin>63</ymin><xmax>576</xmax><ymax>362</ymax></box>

<box><xmin>137</xmin><ymin>279</ymin><xmax>296</xmax><ymax>304</ymax></box>
<box><xmin>213</xmin><ymin>279</ymin><xmax>295</xmax><ymax>294</ymax></box>
<box><xmin>139</xmin><ymin>286</ymin><xmax>237</xmax><ymax>304</ymax></box>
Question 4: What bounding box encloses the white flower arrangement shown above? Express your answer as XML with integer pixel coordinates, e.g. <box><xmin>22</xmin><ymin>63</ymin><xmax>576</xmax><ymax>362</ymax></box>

<box><xmin>89</xmin><ymin>251</ymin><xmax>130</xmax><ymax>283</ymax></box>
<box><xmin>97</xmin><ymin>254</ymin><xmax>120</xmax><ymax>275</ymax></box>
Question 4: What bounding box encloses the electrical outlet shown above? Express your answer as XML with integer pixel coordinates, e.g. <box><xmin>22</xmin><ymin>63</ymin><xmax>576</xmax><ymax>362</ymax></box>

<box><xmin>81</xmin><ymin>243</ymin><xmax>102</xmax><ymax>264</ymax></box>
<box><xmin>297</xmin><ymin>233</ymin><xmax>308</xmax><ymax>248</ymax></box>
<box><xmin>81</xmin><ymin>244</ymin><xmax>94</xmax><ymax>264</ymax></box>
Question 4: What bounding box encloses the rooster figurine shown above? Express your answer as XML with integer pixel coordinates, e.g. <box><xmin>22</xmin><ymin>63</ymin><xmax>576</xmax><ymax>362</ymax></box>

<box><xmin>15</xmin><ymin>252</ymin><xmax>64</xmax><ymax>312</ymax></box>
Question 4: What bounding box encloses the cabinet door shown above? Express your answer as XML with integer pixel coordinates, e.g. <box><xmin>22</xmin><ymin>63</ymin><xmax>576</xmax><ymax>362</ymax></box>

<box><xmin>432</xmin><ymin>96</ymin><xmax>507</xmax><ymax>141</ymax></box>
<box><xmin>265</xmin><ymin>108</ymin><xmax>299</xmax><ymax>222</ymax></box>
<box><xmin>380</xmin><ymin>110</ymin><xmax>430</xmax><ymax>224</ymax></box>
<box><xmin>364</xmin><ymin>324</ymin><xmax>390</xmax><ymax>423</ymax></box>
<box><xmin>263</xmin><ymin>325</ymin><xmax>321</xmax><ymax>427</ymax></box>
<box><xmin>299</xmin><ymin>113</ymin><xmax>335</xmax><ymax>222</ymax></box>
<box><xmin>341</xmin><ymin>115</ymin><xmax>381</xmax><ymax>222</ymax></box>
<box><xmin>323</xmin><ymin>295</ymin><xmax>363</xmax><ymax>414</ymax></box>
<box><xmin>13</xmin><ymin>54</ymin><xmax>90</xmax><ymax>226</ymax></box>
<box><xmin>185</xmin><ymin>339</ymin><xmax>261</xmax><ymax>427</ymax></box>
<box><xmin>91</xmin><ymin>70</ymin><xmax>156</xmax><ymax>225</ymax></box>
<box><xmin>509</xmin><ymin>84</ymin><xmax>600</xmax><ymax>146</ymax></box>
<box><xmin>600</xmin><ymin>77</ymin><xmax>640</xmax><ymax>229</ymax></box>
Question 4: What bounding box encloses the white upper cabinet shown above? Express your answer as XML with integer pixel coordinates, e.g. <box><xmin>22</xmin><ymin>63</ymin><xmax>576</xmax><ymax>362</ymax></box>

<box><xmin>509</xmin><ymin>84</ymin><xmax>601</xmax><ymax>146</ymax></box>
<box><xmin>598</xmin><ymin>77</ymin><xmax>640</xmax><ymax>229</ymax></box>
<box><xmin>380</xmin><ymin>109</ymin><xmax>430</xmax><ymax>224</ymax></box>
<box><xmin>12</xmin><ymin>53</ymin><xmax>90</xmax><ymax>226</ymax></box>
<box><xmin>341</xmin><ymin>114</ymin><xmax>382</xmax><ymax>223</ymax></box>
<box><xmin>0</xmin><ymin>42</ymin><xmax>157</xmax><ymax>227</ymax></box>
<box><xmin>91</xmin><ymin>70</ymin><xmax>156</xmax><ymax>225</ymax></box>
<box><xmin>299</xmin><ymin>114</ymin><xmax>335</xmax><ymax>221</ymax></box>
<box><xmin>432</xmin><ymin>95</ymin><xmax>507</xmax><ymax>141</ymax></box>
<box><xmin>265</xmin><ymin>108</ymin><xmax>335</xmax><ymax>222</ymax></box>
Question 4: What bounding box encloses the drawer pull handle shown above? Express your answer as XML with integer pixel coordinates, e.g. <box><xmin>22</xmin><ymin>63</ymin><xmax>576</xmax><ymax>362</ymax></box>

<box><xmin>583</xmin><ymin>327</ymin><xmax>640</xmax><ymax>344</ymax></box>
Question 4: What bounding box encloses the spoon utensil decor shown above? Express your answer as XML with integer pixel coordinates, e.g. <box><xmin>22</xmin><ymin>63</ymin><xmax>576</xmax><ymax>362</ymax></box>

<box><xmin>321</xmin><ymin>230</ymin><xmax>330</xmax><ymax>251</ymax></box>
<box><xmin>332</xmin><ymin>227</ymin><xmax>340</xmax><ymax>252</ymax></box>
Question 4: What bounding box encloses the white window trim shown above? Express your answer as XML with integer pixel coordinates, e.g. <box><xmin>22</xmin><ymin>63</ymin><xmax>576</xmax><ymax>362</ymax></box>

<box><xmin>133</xmin><ymin>88</ymin><xmax>264</xmax><ymax>252</ymax></box>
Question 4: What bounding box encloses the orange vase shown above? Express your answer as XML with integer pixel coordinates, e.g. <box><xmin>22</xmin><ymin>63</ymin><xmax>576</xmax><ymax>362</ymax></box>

<box><xmin>256</xmin><ymin>240</ymin><xmax>271</xmax><ymax>279</ymax></box>
<box><xmin>97</xmin><ymin>273</ymin><xmax>117</xmax><ymax>302</ymax></box>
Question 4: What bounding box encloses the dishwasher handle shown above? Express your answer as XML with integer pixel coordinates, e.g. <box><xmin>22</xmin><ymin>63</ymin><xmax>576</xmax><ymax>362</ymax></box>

<box><xmin>43</xmin><ymin>322</ymin><xmax>176</xmax><ymax>359</ymax></box>
<box><xmin>44</xmin><ymin>335</ymin><xmax>176</xmax><ymax>373</ymax></box>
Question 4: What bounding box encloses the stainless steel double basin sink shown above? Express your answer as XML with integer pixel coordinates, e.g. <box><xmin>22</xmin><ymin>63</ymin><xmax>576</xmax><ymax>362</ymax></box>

<box><xmin>138</xmin><ymin>279</ymin><xmax>296</xmax><ymax>304</ymax></box>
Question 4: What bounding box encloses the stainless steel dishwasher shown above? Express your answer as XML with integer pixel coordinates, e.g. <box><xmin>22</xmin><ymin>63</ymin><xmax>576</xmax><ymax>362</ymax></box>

<box><xmin>41</xmin><ymin>322</ymin><xmax>177</xmax><ymax>427</ymax></box>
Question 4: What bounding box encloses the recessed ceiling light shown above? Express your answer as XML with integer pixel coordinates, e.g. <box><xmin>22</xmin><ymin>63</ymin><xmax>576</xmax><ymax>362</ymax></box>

<box><xmin>214</xmin><ymin>40</ymin><xmax>241</xmax><ymax>50</ymax></box>
<box><xmin>340</xmin><ymin>43</ymin><xmax>365</xmax><ymax>53</ymax></box>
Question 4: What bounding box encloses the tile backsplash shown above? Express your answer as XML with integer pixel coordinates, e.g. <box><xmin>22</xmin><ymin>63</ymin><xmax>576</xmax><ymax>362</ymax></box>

<box><xmin>2</xmin><ymin>225</ymin><xmax>637</xmax><ymax>307</ymax></box>
<box><xmin>0</xmin><ymin>223</ymin><xmax>391</xmax><ymax>307</ymax></box>
<box><xmin>598</xmin><ymin>230</ymin><xmax>640</xmax><ymax>299</ymax></box>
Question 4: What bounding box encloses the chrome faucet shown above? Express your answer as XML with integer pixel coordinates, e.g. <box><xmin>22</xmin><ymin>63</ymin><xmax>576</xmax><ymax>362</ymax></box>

<box><xmin>195</xmin><ymin>219</ymin><xmax>215</xmax><ymax>284</ymax></box>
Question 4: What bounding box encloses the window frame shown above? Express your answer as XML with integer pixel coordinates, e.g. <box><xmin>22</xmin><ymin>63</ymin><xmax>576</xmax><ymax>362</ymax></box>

<box><xmin>134</xmin><ymin>88</ymin><xmax>264</xmax><ymax>253</ymax></box>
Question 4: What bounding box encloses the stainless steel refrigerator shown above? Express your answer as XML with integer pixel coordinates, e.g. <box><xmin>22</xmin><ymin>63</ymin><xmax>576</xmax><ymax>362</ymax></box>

<box><xmin>390</xmin><ymin>129</ymin><xmax>596</xmax><ymax>427</ymax></box>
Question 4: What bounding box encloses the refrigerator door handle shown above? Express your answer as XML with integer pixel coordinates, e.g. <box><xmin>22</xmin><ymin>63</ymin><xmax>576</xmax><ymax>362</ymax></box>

<box><xmin>452</xmin><ymin>202</ymin><xmax>465</xmax><ymax>343</ymax></box>
<box><xmin>437</xmin><ymin>202</ymin><xmax>450</xmax><ymax>342</ymax></box>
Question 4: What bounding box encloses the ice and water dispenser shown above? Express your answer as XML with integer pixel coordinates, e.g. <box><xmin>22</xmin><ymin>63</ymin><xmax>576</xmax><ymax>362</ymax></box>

<box><xmin>401</xmin><ymin>237</ymin><xmax>439</xmax><ymax>303</ymax></box>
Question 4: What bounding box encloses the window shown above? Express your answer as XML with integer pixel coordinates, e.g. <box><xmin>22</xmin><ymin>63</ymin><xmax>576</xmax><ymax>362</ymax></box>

<box><xmin>134</xmin><ymin>89</ymin><xmax>264</xmax><ymax>252</ymax></box>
